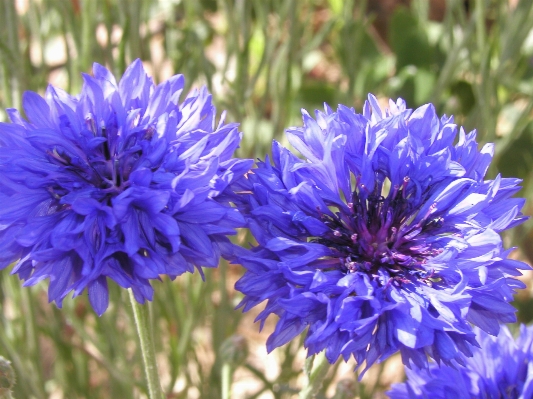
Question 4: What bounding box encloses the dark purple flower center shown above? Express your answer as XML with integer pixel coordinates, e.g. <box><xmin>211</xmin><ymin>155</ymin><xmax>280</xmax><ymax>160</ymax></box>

<box><xmin>315</xmin><ymin>175</ymin><xmax>443</xmax><ymax>281</ymax></box>
<box><xmin>46</xmin><ymin>115</ymin><xmax>153</xmax><ymax>204</ymax></box>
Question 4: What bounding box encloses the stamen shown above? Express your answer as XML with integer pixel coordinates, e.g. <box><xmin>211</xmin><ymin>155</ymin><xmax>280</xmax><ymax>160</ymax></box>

<box><xmin>114</xmin><ymin>159</ymin><xmax>121</xmax><ymax>187</ymax></box>
<box><xmin>48</xmin><ymin>148</ymin><xmax>71</xmax><ymax>165</ymax></box>
<box><xmin>401</xmin><ymin>177</ymin><xmax>410</xmax><ymax>198</ymax></box>
<box><xmin>85</xmin><ymin>114</ymin><xmax>96</xmax><ymax>135</ymax></box>
<box><xmin>321</xmin><ymin>173</ymin><xmax>442</xmax><ymax>284</ymax></box>
<box><xmin>102</xmin><ymin>127</ymin><xmax>111</xmax><ymax>161</ymax></box>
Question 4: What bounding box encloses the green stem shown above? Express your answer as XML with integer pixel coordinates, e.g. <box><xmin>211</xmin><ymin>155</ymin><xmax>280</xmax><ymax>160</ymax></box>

<box><xmin>20</xmin><ymin>288</ymin><xmax>45</xmax><ymax>395</ymax></box>
<box><xmin>221</xmin><ymin>362</ymin><xmax>232</xmax><ymax>399</ymax></box>
<box><xmin>3</xmin><ymin>0</ymin><xmax>21</xmax><ymax>110</ymax></box>
<box><xmin>299</xmin><ymin>352</ymin><xmax>330</xmax><ymax>399</ymax></box>
<box><xmin>128</xmin><ymin>290</ymin><xmax>164</xmax><ymax>399</ymax></box>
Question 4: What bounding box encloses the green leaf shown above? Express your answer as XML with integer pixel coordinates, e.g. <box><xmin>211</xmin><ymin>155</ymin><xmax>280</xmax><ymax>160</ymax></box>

<box><xmin>389</xmin><ymin>7</ymin><xmax>433</xmax><ymax>70</ymax></box>
<box><xmin>296</xmin><ymin>81</ymin><xmax>337</xmax><ymax>110</ymax></box>
<box><xmin>497</xmin><ymin>121</ymin><xmax>533</xmax><ymax>181</ymax></box>
<box><xmin>450</xmin><ymin>80</ymin><xmax>476</xmax><ymax>114</ymax></box>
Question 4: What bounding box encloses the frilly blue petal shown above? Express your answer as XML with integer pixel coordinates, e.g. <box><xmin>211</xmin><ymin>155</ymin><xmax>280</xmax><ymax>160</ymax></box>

<box><xmin>230</xmin><ymin>96</ymin><xmax>529</xmax><ymax>371</ymax></box>
<box><xmin>0</xmin><ymin>60</ymin><xmax>251</xmax><ymax>314</ymax></box>
<box><xmin>388</xmin><ymin>325</ymin><xmax>533</xmax><ymax>398</ymax></box>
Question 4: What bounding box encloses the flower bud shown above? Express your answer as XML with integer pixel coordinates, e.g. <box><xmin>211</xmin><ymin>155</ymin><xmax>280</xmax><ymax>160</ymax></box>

<box><xmin>332</xmin><ymin>379</ymin><xmax>357</xmax><ymax>399</ymax></box>
<box><xmin>219</xmin><ymin>335</ymin><xmax>248</xmax><ymax>368</ymax></box>
<box><xmin>0</xmin><ymin>356</ymin><xmax>15</xmax><ymax>396</ymax></box>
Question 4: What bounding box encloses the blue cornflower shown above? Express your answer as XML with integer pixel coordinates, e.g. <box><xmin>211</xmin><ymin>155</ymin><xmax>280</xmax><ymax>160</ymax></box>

<box><xmin>0</xmin><ymin>60</ymin><xmax>252</xmax><ymax>315</ymax></box>
<box><xmin>388</xmin><ymin>324</ymin><xmax>533</xmax><ymax>398</ymax></box>
<box><xmin>230</xmin><ymin>95</ymin><xmax>528</xmax><ymax>372</ymax></box>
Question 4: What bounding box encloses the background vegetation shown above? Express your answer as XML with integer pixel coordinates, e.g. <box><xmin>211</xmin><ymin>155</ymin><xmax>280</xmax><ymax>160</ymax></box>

<box><xmin>1</xmin><ymin>0</ymin><xmax>533</xmax><ymax>398</ymax></box>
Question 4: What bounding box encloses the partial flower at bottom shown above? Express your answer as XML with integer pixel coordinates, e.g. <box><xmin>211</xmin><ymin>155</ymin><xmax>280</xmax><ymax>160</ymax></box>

<box><xmin>387</xmin><ymin>324</ymin><xmax>533</xmax><ymax>398</ymax></box>
<box><xmin>0</xmin><ymin>60</ymin><xmax>252</xmax><ymax>315</ymax></box>
<box><xmin>229</xmin><ymin>95</ymin><xmax>528</xmax><ymax>372</ymax></box>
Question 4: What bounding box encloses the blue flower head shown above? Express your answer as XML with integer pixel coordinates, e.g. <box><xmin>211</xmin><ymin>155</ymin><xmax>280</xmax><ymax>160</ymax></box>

<box><xmin>0</xmin><ymin>60</ymin><xmax>252</xmax><ymax>315</ymax></box>
<box><xmin>230</xmin><ymin>95</ymin><xmax>528</xmax><ymax>372</ymax></box>
<box><xmin>388</xmin><ymin>324</ymin><xmax>533</xmax><ymax>398</ymax></box>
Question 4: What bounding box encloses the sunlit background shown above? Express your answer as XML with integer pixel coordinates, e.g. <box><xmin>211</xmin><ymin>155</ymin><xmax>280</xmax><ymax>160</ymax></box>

<box><xmin>1</xmin><ymin>0</ymin><xmax>533</xmax><ymax>398</ymax></box>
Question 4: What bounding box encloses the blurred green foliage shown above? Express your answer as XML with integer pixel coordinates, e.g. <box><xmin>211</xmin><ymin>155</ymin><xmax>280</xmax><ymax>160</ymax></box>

<box><xmin>1</xmin><ymin>0</ymin><xmax>533</xmax><ymax>398</ymax></box>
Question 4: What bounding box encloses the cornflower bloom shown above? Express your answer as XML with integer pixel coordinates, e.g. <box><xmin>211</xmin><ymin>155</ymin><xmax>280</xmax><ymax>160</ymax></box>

<box><xmin>230</xmin><ymin>95</ymin><xmax>528</xmax><ymax>371</ymax></box>
<box><xmin>0</xmin><ymin>60</ymin><xmax>252</xmax><ymax>315</ymax></box>
<box><xmin>388</xmin><ymin>325</ymin><xmax>533</xmax><ymax>398</ymax></box>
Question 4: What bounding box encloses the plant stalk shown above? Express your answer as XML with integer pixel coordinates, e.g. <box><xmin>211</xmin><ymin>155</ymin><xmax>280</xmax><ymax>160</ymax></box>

<box><xmin>221</xmin><ymin>362</ymin><xmax>232</xmax><ymax>399</ymax></box>
<box><xmin>299</xmin><ymin>352</ymin><xmax>330</xmax><ymax>399</ymax></box>
<box><xmin>128</xmin><ymin>290</ymin><xmax>164</xmax><ymax>399</ymax></box>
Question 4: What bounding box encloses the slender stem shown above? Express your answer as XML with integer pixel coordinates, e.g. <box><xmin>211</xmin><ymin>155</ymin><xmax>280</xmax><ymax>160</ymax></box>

<box><xmin>221</xmin><ymin>362</ymin><xmax>232</xmax><ymax>399</ymax></box>
<box><xmin>128</xmin><ymin>290</ymin><xmax>164</xmax><ymax>399</ymax></box>
<box><xmin>3</xmin><ymin>0</ymin><xmax>21</xmax><ymax>109</ymax></box>
<box><xmin>299</xmin><ymin>352</ymin><xmax>330</xmax><ymax>399</ymax></box>
<box><xmin>20</xmin><ymin>288</ymin><xmax>45</xmax><ymax>395</ymax></box>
